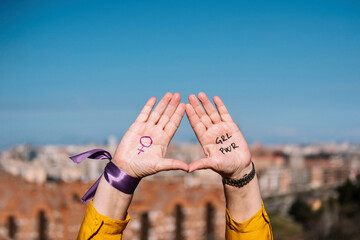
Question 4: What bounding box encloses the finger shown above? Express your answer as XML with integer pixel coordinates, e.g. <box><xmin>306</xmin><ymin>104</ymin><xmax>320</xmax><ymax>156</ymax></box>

<box><xmin>188</xmin><ymin>94</ymin><xmax>212</xmax><ymax>129</ymax></box>
<box><xmin>155</xmin><ymin>158</ymin><xmax>189</xmax><ymax>172</ymax></box>
<box><xmin>185</xmin><ymin>104</ymin><xmax>206</xmax><ymax>137</ymax></box>
<box><xmin>164</xmin><ymin>102</ymin><xmax>185</xmax><ymax>137</ymax></box>
<box><xmin>147</xmin><ymin>92</ymin><xmax>173</xmax><ymax>124</ymax></box>
<box><xmin>213</xmin><ymin>96</ymin><xmax>233</xmax><ymax>122</ymax></box>
<box><xmin>157</xmin><ymin>92</ymin><xmax>181</xmax><ymax>128</ymax></box>
<box><xmin>135</xmin><ymin>97</ymin><xmax>157</xmax><ymax>123</ymax></box>
<box><xmin>188</xmin><ymin>158</ymin><xmax>215</xmax><ymax>173</ymax></box>
<box><xmin>198</xmin><ymin>92</ymin><xmax>221</xmax><ymax>124</ymax></box>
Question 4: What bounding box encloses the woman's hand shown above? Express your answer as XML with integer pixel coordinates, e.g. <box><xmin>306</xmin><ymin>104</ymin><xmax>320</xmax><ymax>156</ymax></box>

<box><xmin>186</xmin><ymin>92</ymin><xmax>251</xmax><ymax>179</ymax></box>
<box><xmin>112</xmin><ymin>92</ymin><xmax>188</xmax><ymax>178</ymax></box>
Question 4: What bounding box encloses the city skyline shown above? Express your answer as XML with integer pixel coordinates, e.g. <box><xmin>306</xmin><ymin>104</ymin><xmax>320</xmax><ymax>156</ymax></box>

<box><xmin>1</xmin><ymin>139</ymin><xmax>358</xmax><ymax>239</ymax></box>
<box><xmin>1</xmin><ymin>0</ymin><xmax>360</xmax><ymax>149</ymax></box>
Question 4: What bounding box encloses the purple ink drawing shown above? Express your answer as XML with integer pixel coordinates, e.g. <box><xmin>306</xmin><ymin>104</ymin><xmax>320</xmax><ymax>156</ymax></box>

<box><xmin>138</xmin><ymin>136</ymin><xmax>153</xmax><ymax>154</ymax></box>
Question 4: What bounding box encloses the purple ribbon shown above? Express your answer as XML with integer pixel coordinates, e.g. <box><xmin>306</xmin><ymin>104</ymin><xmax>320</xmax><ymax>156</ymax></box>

<box><xmin>70</xmin><ymin>149</ymin><xmax>141</xmax><ymax>203</ymax></box>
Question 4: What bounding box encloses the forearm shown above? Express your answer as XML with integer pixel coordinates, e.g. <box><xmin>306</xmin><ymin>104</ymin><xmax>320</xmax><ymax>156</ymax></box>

<box><xmin>224</xmin><ymin>165</ymin><xmax>273</xmax><ymax>240</ymax></box>
<box><xmin>92</xmin><ymin>175</ymin><xmax>133</xmax><ymax>220</ymax></box>
<box><xmin>224</xmin><ymin>164</ymin><xmax>262</xmax><ymax>222</ymax></box>
<box><xmin>77</xmin><ymin>176</ymin><xmax>133</xmax><ymax>240</ymax></box>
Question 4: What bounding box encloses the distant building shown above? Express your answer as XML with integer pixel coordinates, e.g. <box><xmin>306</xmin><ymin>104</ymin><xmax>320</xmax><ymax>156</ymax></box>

<box><xmin>1</xmin><ymin>141</ymin><xmax>360</xmax><ymax>239</ymax></box>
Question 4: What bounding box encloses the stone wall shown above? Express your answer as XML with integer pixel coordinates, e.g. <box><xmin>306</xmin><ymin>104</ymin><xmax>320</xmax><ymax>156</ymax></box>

<box><xmin>0</xmin><ymin>170</ymin><xmax>227</xmax><ymax>240</ymax></box>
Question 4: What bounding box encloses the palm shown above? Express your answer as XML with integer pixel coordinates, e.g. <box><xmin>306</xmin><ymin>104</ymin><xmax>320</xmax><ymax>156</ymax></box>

<box><xmin>127</xmin><ymin>122</ymin><xmax>171</xmax><ymax>155</ymax></box>
<box><xmin>112</xmin><ymin>93</ymin><xmax>188</xmax><ymax>178</ymax></box>
<box><xmin>199</xmin><ymin>121</ymin><xmax>239</xmax><ymax>146</ymax></box>
<box><xmin>186</xmin><ymin>93</ymin><xmax>251</xmax><ymax>179</ymax></box>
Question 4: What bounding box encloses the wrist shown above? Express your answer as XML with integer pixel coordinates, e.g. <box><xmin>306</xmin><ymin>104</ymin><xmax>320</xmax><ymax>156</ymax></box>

<box><xmin>224</xmin><ymin>175</ymin><xmax>262</xmax><ymax>222</ymax></box>
<box><xmin>112</xmin><ymin>160</ymin><xmax>140</xmax><ymax>179</ymax></box>
<box><xmin>223</xmin><ymin>161</ymin><xmax>255</xmax><ymax>188</ymax></box>
<box><xmin>69</xmin><ymin>149</ymin><xmax>140</xmax><ymax>203</ymax></box>
<box><xmin>103</xmin><ymin>161</ymin><xmax>141</xmax><ymax>194</ymax></box>
<box><xmin>228</xmin><ymin>160</ymin><xmax>252</xmax><ymax>179</ymax></box>
<box><xmin>93</xmin><ymin>176</ymin><xmax>133</xmax><ymax>220</ymax></box>
<box><xmin>224</xmin><ymin>174</ymin><xmax>255</xmax><ymax>198</ymax></box>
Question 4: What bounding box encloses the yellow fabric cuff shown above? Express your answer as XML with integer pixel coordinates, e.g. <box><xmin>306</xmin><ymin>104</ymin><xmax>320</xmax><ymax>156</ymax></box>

<box><xmin>226</xmin><ymin>201</ymin><xmax>271</xmax><ymax>233</ymax></box>
<box><xmin>77</xmin><ymin>200</ymin><xmax>130</xmax><ymax>239</ymax></box>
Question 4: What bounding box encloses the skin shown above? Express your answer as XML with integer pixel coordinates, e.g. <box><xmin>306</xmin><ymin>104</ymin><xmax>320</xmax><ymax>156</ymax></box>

<box><xmin>92</xmin><ymin>92</ymin><xmax>262</xmax><ymax>223</ymax></box>
<box><xmin>93</xmin><ymin>92</ymin><xmax>188</xmax><ymax>220</ymax></box>
<box><xmin>186</xmin><ymin>92</ymin><xmax>262</xmax><ymax>222</ymax></box>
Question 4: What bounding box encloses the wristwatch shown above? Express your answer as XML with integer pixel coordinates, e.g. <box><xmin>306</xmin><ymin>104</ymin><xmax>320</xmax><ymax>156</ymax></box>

<box><xmin>222</xmin><ymin>161</ymin><xmax>255</xmax><ymax>188</ymax></box>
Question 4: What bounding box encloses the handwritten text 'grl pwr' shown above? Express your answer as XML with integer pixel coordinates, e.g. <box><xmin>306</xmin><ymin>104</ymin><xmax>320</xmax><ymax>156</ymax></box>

<box><xmin>215</xmin><ymin>133</ymin><xmax>239</xmax><ymax>154</ymax></box>
<box><xmin>138</xmin><ymin>136</ymin><xmax>153</xmax><ymax>155</ymax></box>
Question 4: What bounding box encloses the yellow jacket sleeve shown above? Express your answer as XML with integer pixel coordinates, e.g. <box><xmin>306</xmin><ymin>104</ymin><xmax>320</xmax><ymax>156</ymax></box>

<box><xmin>77</xmin><ymin>200</ymin><xmax>130</xmax><ymax>240</ymax></box>
<box><xmin>226</xmin><ymin>202</ymin><xmax>273</xmax><ymax>240</ymax></box>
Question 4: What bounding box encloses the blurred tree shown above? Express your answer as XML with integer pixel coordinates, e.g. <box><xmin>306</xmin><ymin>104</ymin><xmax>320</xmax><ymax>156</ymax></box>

<box><xmin>288</xmin><ymin>198</ymin><xmax>314</xmax><ymax>226</ymax></box>
<box><xmin>337</xmin><ymin>179</ymin><xmax>360</xmax><ymax>207</ymax></box>
<box><xmin>285</xmin><ymin>180</ymin><xmax>360</xmax><ymax>239</ymax></box>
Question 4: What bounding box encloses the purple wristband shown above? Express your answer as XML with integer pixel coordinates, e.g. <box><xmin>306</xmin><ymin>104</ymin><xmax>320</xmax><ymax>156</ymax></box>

<box><xmin>69</xmin><ymin>149</ymin><xmax>141</xmax><ymax>203</ymax></box>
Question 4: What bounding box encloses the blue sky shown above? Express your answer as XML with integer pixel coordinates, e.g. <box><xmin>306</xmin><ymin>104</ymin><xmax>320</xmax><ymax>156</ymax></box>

<box><xmin>1</xmin><ymin>0</ymin><xmax>360</xmax><ymax>149</ymax></box>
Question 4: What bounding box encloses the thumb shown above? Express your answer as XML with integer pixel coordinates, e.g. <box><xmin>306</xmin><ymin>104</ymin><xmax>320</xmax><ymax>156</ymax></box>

<box><xmin>155</xmin><ymin>158</ymin><xmax>189</xmax><ymax>172</ymax></box>
<box><xmin>188</xmin><ymin>158</ymin><xmax>214</xmax><ymax>173</ymax></box>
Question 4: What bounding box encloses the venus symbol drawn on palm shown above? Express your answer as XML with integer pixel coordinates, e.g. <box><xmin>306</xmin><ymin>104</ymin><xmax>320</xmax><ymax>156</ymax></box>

<box><xmin>138</xmin><ymin>136</ymin><xmax>153</xmax><ymax>155</ymax></box>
